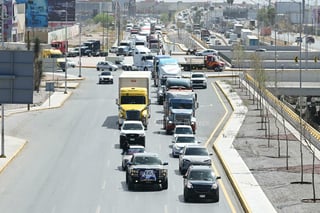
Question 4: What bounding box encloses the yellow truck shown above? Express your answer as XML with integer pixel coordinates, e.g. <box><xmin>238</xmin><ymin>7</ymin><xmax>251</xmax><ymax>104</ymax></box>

<box><xmin>41</xmin><ymin>49</ymin><xmax>66</xmax><ymax>71</ymax></box>
<box><xmin>116</xmin><ymin>71</ymin><xmax>151</xmax><ymax>129</ymax></box>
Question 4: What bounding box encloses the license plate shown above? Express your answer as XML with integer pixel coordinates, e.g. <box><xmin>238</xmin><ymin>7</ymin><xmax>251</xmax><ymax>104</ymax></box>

<box><xmin>199</xmin><ymin>195</ymin><xmax>206</xmax><ymax>198</ymax></box>
<box><xmin>141</xmin><ymin>170</ymin><xmax>156</xmax><ymax>181</ymax></box>
<box><xmin>129</xmin><ymin>138</ymin><xmax>135</xmax><ymax>141</ymax></box>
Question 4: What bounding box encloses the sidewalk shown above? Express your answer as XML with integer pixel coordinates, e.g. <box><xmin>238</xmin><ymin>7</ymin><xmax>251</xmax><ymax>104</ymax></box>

<box><xmin>216</xmin><ymin>80</ymin><xmax>320</xmax><ymax>212</ymax></box>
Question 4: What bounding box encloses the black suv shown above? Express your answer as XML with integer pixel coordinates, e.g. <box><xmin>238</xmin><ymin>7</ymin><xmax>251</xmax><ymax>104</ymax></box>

<box><xmin>183</xmin><ymin>165</ymin><xmax>221</xmax><ymax>202</ymax></box>
<box><xmin>126</xmin><ymin>153</ymin><xmax>168</xmax><ymax>191</ymax></box>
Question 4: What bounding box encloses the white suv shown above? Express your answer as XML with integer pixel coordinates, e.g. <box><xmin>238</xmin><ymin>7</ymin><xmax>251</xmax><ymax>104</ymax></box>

<box><xmin>191</xmin><ymin>72</ymin><xmax>207</xmax><ymax>89</ymax></box>
<box><xmin>119</xmin><ymin>121</ymin><xmax>146</xmax><ymax>149</ymax></box>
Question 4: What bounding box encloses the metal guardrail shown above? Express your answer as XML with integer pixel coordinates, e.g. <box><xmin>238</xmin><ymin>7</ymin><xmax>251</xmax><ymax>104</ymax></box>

<box><xmin>244</xmin><ymin>73</ymin><xmax>320</xmax><ymax>149</ymax></box>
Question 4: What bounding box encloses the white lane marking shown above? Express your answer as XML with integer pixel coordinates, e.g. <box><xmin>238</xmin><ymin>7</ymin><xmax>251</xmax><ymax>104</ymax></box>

<box><xmin>95</xmin><ymin>205</ymin><xmax>101</xmax><ymax>213</ymax></box>
<box><xmin>101</xmin><ymin>180</ymin><xmax>106</xmax><ymax>190</ymax></box>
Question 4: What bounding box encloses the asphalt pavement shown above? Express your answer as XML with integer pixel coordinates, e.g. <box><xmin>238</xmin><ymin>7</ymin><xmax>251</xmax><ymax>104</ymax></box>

<box><xmin>1</xmin><ymin>59</ymin><xmax>320</xmax><ymax>212</ymax></box>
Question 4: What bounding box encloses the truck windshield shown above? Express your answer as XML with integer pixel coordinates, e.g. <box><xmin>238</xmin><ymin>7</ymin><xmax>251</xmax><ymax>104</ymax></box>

<box><xmin>121</xmin><ymin>96</ymin><xmax>146</xmax><ymax>104</ymax></box>
<box><xmin>171</xmin><ymin>102</ymin><xmax>192</xmax><ymax>109</ymax></box>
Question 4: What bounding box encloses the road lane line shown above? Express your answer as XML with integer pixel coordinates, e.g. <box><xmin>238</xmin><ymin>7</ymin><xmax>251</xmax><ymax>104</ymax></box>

<box><xmin>208</xmin><ymin>82</ymin><xmax>237</xmax><ymax>213</ymax></box>
<box><xmin>95</xmin><ymin>205</ymin><xmax>101</xmax><ymax>213</ymax></box>
<box><xmin>101</xmin><ymin>180</ymin><xmax>106</xmax><ymax>190</ymax></box>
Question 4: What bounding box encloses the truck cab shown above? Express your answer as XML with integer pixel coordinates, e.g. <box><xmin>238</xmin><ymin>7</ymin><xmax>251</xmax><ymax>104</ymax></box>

<box><xmin>116</xmin><ymin>71</ymin><xmax>151</xmax><ymax>129</ymax></box>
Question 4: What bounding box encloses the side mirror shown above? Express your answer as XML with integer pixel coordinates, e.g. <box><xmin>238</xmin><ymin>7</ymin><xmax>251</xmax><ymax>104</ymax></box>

<box><xmin>209</xmin><ymin>152</ymin><xmax>213</xmax><ymax>156</ymax></box>
<box><xmin>116</xmin><ymin>98</ymin><xmax>119</xmax><ymax>105</ymax></box>
<box><xmin>216</xmin><ymin>176</ymin><xmax>221</xmax><ymax>180</ymax></box>
<box><xmin>163</xmin><ymin>162</ymin><xmax>168</xmax><ymax>166</ymax></box>
<box><xmin>183</xmin><ymin>175</ymin><xmax>187</xmax><ymax>179</ymax></box>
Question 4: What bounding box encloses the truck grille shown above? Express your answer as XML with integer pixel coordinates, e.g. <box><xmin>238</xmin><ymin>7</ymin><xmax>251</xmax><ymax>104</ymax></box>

<box><xmin>174</xmin><ymin>114</ymin><xmax>191</xmax><ymax>125</ymax></box>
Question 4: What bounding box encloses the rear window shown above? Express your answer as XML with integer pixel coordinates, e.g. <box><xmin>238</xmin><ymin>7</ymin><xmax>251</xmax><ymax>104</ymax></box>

<box><xmin>123</xmin><ymin>123</ymin><xmax>143</xmax><ymax>130</ymax></box>
<box><xmin>185</xmin><ymin>147</ymin><xmax>208</xmax><ymax>156</ymax></box>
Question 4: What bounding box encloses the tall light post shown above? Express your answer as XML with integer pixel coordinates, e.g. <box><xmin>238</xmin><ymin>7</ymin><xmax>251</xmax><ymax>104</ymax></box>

<box><xmin>102</xmin><ymin>11</ymin><xmax>105</xmax><ymax>52</ymax></box>
<box><xmin>64</xmin><ymin>4</ymin><xmax>68</xmax><ymax>94</ymax></box>
<box><xmin>78</xmin><ymin>22</ymin><xmax>82</xmax><ymax>77</ymax></box>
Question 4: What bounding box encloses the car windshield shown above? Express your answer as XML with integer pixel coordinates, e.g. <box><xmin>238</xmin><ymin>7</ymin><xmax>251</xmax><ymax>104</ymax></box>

<box><xmin>176</xmin><ymin>136</ymin><xmax>195</xmax><ymax>143</ymax></box>
<box><xmin>192</xmin><ymin>74</ymin><xmax>204</xmax><ymax>78</ymax></box>
<box><xmin>175</xmin><ymin>127</ymin><xmax>193</xmax><ymax>135</ymax></box>
<box><xmin>185</xmin><ymin>147</ymin><xmax>208</xmax><ymax>156</ymax></box>
<box><xmin>122</xmin><ymin>123</ymin><xmax>143</xmax><ymax>130</ymax></box>
<box><xmin>133</xmin><ymin>156</ymin><xmax>161</xmax><ymax>165</ymax></box>
<box><xmin>188</xmin><ymin>170</ymin><xmax>214</xmax><ymax>181</ymax></box>
<box><xmin>121</xmin><ymin>96</ymin><xmax>146</xmax><ymax>104</ymax></box>
<box><xmin>125</xmin><ymin>147</ymin><xmax>145</xmax><ymax>155</ymax></box>
<box><xmin>101</xmin><ymin>71</ymin><xmax>111</xmax><ymax>76</ymax></box>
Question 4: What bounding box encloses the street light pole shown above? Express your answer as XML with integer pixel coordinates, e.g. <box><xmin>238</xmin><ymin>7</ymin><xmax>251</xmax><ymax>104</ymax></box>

<box><xmin>79</xmin><ymin>22</ymin><xmax>82</xmax><ymax>77</ymax></box>
<box><xmin>64</xmin><ymin>3</ymin><xmax>68</xmax><ymax>94</ymax></box>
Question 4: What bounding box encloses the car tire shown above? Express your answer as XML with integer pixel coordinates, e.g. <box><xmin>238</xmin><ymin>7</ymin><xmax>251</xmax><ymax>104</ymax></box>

<box><xmin>128</xmin><ymin>180</ymin><xmax>134</xmax><ymax>190</ymax></box>
<box><xmin>111</xmin><ymin>80</ymin><xmax>114</xmax><ymax>84</ymax></box>
<box><xmin>162</xmin><ymin>180</ymin><xmax>168</xmax><ymax>190</ymax></box>
<box><xmin>184</xmin><ymin>193</ymin><xmax>190</xmax><ymax>202</ymax></box>
<box><xmin>212</xmin><ymin>194</ymin><xmax>219</xmax><ymax>203</ymax></box>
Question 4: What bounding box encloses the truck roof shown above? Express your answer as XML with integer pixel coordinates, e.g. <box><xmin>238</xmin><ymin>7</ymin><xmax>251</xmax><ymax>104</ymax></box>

<box><xmin>119</xmin><ymin>71</ymin><xmax>151</xmax><ymax>78</ymax></box>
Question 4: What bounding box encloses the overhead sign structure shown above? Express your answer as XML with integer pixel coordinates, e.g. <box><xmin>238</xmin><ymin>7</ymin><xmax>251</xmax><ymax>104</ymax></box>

<box><xmin>0</xmin><ymin>51</ymin><xmax>34</xmax><ymax>104</ymax></box>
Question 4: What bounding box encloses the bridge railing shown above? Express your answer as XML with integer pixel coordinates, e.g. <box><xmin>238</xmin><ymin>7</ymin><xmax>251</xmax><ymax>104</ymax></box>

<box><xmin>244</xmin><ymin>73</ymin><xmax>320</xmax><ymax>149</ymax></box>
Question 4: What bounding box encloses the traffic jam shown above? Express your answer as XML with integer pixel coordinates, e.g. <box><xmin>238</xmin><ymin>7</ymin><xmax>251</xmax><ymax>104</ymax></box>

<box><xmin>110</xmin><ymin>17</ymin><xmax>221</xmax><ymax>203</ymax></box>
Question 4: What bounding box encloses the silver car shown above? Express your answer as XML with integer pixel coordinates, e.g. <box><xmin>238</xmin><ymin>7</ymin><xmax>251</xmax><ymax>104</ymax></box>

<box><xmin>179</xmin><ymin>145</ymin><xmax>213</xmax><ymax>175</ymax></box>
<box><xmin>121</xmin><ymin>145</ymin><xmax>145</xmax><ymax>171</ymax></box>
<box><xmin>96</xmin><ymin>61</ymin><xmax>118</xmax><ymax>71</ymax></box>
<box><xmin>172</xmin><ymin>135</ymin><xmax>199</xmax><ymax>158</ymax></box>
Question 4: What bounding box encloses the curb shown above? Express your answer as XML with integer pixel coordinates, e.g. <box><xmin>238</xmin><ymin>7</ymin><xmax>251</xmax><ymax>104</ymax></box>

<box><xmin>214</xmin><ymin>81</ymin><xmax>251</xmax><ymax>213</ymax></box>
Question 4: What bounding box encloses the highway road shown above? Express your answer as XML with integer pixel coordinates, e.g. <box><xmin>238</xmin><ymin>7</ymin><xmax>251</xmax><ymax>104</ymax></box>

<box><xmin>0</xmin><ymin>67</ymin><xmax>243</xmax><ymax>212</ymax></box>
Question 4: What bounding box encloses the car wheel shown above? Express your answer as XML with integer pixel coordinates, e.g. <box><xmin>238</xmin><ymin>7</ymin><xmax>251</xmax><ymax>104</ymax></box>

<box><xmin>109</xmin><ymin>68</ymin><xmax>112</xmax><ymax>71</ymax></box>
<box><xmin>128</xmin><ymin>180</ymin><xmax>134</xmax><ymax>190</ymax></box>
<box><xmin>184</xmin><ymin>193</ymin><xmax>190</xmax><ymax>202</ymax></box>
<box><xmin>144</xmin><ymin>67</ymin><xmax>148</xmax><ymax>71</ymax></box>
<box><xmin>126</xmin><ymin>172</ymin><xmax>129</xmax><ymax>183</ymax></box>
<box><xmin>162</xmin><ymin>180</ymin><xmax>168</xmax><ymax>190</ymax></box>
<box><xmin>97</xmin><ymin>68</ymin><xmax>100</xmax><ymax>71</ymax></box>
<box><xmin>212</xmin><ymin>194</ymin><xmax>219</xmax><ymax>203</ymax></box>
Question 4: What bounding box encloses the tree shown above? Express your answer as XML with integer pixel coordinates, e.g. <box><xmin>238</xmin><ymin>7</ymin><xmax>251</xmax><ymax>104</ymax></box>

<box><xmin>257</xmin><ymin>6</ymin><xmax>276</xmax><ymax>27</ymax></box>
<box><xmin>93</xmin><ymin>13</ymin><xmax>114</xmax><ymax>27</ymax></box>
<box><xmin>33</xmin><ymin>38</ymin><xmax>42</xmax><ymax>92</ymax></box>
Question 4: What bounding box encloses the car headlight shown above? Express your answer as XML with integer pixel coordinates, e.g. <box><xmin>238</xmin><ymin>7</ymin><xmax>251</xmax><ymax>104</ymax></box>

<box><xmin>139</xmin><ymin>133</ymin><xmax>145</xmax><ymax>137</ymax></box>
<box><xmin>160</xmin><ymin>169</ymin><xmax>167</xmax><ymax>177</ymax></box>
<box><xmin>120</xmin><ymin>132</ymin><xmax>126</xmax><ymax>136</ymax></box>
<box><xmin>130</xmin><ymin>169</ymin><xmax>138</xmax><ymax>176</ymax></box>
<box><xmin>186</xmin><ymin>181</ymin><xmax>193</xmax><ymax>189</ymax></box>
<box><xmin>168</xmin><ymin>120</ymin><xmax>173</xmax><ymax>124</ymax></box>
<box><xmin>211</xmin><ymin>182</ymin><xmax>218</xmax><ymax>190</ymax></box>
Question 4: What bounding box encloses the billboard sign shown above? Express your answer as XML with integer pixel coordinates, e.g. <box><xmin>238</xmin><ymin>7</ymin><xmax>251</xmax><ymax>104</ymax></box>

<box><xmin>48</xmin><ymin>0</ymin><xmax>76</xmax><ymax>22</ymax></box>
<box><xmin>0</xmin><ymin>51</ymin><xmax>34</xmax><ymax>104</ymax></box>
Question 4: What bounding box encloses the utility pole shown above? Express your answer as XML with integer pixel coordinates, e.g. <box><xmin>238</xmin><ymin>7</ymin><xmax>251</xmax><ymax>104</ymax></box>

<box><xmin>117</xmin><ymin>1</ymin><xmax>121</xmax><ymax>46</ymax></box>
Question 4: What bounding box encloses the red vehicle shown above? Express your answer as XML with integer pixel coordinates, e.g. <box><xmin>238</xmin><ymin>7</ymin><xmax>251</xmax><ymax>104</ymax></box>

<box><xmin>51</xmin><ymin>40</ymin><xmax>68</xmax><ymax>55</ymax></box>
<box><xmin>205</xmin><ymin>55</ymin><xmax>225</xmax><ymax>72</ymax></box>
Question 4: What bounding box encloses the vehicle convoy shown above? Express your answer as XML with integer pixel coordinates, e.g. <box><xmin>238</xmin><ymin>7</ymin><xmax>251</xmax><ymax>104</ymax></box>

<box><xmin>119</xmin><ymin>120</ymin><xmax>146</xmax><ymax>149</ymax></box>
<box><xmin>183</xmin><ymin>165</ymin><xmax>221</xmax><ymax>203</ymax></box>
<box><xmin>41</xmin><ymin>49</ymin><xmax>67</xmax><ymax>72</ymax></box>
<box><xmin>179</xmin><ymin>55</ymin><xmax>225</xmax><ymax>72</ymax></box>
<box><xmin>116</xmin><ymin>71</ymin><xmax>151</xmax><ymax>129</ymax></box>
<box><xmin>126</xmin><ymin>153</ymin><xmax>168</xmax><ymax>191</ymax></box>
